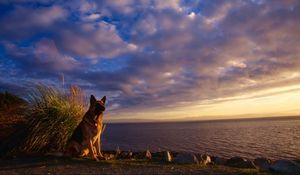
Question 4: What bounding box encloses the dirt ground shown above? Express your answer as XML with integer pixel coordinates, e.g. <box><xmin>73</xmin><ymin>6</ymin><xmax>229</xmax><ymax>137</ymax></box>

<box><xmin>0</xmin><ymin>156</ymin><xmax>273</xmax><ymax>175</ymax></box>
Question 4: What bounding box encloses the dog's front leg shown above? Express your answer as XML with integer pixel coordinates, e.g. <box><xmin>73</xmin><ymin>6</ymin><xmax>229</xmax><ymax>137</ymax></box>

<box><xmin>88</xmin><ymin>139</ymin><xmax>99</xmax><ymax>161</ymax></box>
<box><xmin>95</xmin><ymin>136</ymin><xmax>104</xmax><ymax>159</ymax></box>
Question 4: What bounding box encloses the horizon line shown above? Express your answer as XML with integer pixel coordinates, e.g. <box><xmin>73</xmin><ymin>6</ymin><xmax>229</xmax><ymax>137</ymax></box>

<box><xmin>104</xmin><ymin>115</ymin><xmax>300</xmax><ymax>124</ymax></box>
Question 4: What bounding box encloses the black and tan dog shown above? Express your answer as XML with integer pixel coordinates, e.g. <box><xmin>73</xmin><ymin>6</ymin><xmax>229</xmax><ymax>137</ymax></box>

<box><xmin>65</xmin><ymin>95</ymin><xmax>106</xmax><ymax>161</ymax></box>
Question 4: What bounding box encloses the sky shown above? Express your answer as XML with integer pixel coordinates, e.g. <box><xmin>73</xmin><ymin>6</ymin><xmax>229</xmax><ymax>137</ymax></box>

<box><xmin>0</xmin><ymin>0</ymin><xmax>300</xmax><ymax>122</ymax></box>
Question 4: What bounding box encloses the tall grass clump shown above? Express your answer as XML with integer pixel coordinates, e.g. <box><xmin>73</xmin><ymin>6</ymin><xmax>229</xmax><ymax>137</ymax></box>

<box><xmin>17</xmin><ymin>85</ymin><xmax>86</xmax><ymax>154</ymax></box>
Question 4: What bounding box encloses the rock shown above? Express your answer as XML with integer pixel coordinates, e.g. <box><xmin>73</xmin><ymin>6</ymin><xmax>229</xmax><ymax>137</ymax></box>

<box><xmin>115</xmin><ymin>147</ymin><xmax>121</xmax><ymax>156</ymax></box>
<box><xmin>133</xmin><ymin>152</ymin><xmax>143</xmax><ymax>159</ymax></box>
<box><xmin>254</xmin><ymin>158</ymin><xmax>271</xmax><ymax>171</ymax></box>
<box><xmin>269</xmin><ymin>159</ymin><xmax>300</xmax><ymax>174</ymax></box>
<box><xmin>198</xmin><ymin>154</ymin><xmax>212</xmax><ymax>165</ymax></box>
<box><xmin>164</xmin><ymin>151</ymin><xmax>172</xmax><ymax>162</ymax></box>
<box><xmin>212</xmin><ymin>156</ymin><xmax>227</xmax><ymax>165</ymax></box>
<box><xmin>119</xmin><ymin>151</ymin><xmax>133</xmax><ymax>159</ymax></box>
<box><xmin>114</xmin><ymin>147</ymin><xmax>121</xmax><ymax>159</ymax></box>
<box><xmin>128</xmin><ymin>151</ymin><xmax>133</xmax><ymax>159</ymax></box>
<box><xmin>173</xmin><ymin>153</ymin><xmax>199</xmax><ymax>164</ymax></box>
<box><xmin>145</xmin><ymin>150</ymin><xmax>152</xmax><ymax>160</ymax></box>
<box><xmin>132</xmin><ymin>150</ymin><xmax>151</xmax><ymax>160</ymax></box>
<box><xmin>104</xmin><ymin>153</ymin><xmax>115</xmax><ymax>160</ymax></box>
<box><xmin>225</xmin><ymin>157</ymin><xmax>256</xmax><ymax>169</ymax></box>
<box><xmin>152</xmin><ymin>152</ymin><xmax>164</xmax><ymax>161</ymax></box>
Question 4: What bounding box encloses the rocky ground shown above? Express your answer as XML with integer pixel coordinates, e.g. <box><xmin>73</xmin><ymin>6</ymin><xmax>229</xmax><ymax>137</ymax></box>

<box><xmin>0</xmin><ymin>156</ymin><xmax>271</xmax><ymax>175</ymax></box>
<box><xmin>1</xmin><ymin>150</ymin><xmax>300</xmax><ymax>175</ymax></box>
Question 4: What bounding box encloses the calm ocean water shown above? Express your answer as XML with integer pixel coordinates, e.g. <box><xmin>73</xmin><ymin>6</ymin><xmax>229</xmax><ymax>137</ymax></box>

<box><xmin>102</xmin><ymin>117</ymin><xmax>300</xmax><ymax>160</ymax></box>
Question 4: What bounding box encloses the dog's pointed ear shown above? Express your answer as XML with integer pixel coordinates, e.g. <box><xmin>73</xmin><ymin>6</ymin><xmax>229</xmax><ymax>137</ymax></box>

<box><xmin>101</xmin><ymin>96</ymin><xmax>106</xmax><ymax>104</ymax></box>
<box><xmin>90</xmin><ymin>95</ymin><xmax>97</xmax><ymax>105</ymax></box>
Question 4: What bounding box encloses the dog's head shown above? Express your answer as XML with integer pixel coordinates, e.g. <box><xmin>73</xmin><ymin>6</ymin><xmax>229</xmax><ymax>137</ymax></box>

<box><xmin>89</xmin><ymin>95</ymin><xmax>106</xmax><ymax>119</ymax></box>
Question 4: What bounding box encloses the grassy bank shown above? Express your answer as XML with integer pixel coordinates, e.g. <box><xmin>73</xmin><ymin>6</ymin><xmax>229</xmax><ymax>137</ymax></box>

<box><xmin>0</xmin><ymin>156</ymin><xmax>272</xmax><ymax>175</ymax></box>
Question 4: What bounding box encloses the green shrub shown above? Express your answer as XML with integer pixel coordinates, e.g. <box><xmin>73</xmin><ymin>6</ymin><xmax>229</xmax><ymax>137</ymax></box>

<box><xmin>16</xmin><ymin>85</ymin><xmax>86</xmax><ymax>154</ymax></box>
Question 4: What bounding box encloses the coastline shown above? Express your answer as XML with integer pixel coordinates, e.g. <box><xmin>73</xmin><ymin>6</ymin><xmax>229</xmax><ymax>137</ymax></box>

<box><xmin>104</xmin><ymin>115</ymin><xmax>300</xmax><ymax>124</ymax></box>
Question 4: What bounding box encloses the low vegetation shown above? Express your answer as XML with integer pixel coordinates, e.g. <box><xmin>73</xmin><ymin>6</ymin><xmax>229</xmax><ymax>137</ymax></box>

<box><xmin>20</xmin><ymin>85</ymin><xmax>86</xmax><ymax>153</ymax></box>
<box><xmin>0</xmin><ymin>85</ymin><xmax>87</xmax><ymax>155</ymax></box>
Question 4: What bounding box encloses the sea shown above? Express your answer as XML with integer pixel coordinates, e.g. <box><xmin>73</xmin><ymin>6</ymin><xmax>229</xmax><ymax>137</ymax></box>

<box><xmin>102</xmin><ymin>117</ymin><xmax>300</xmax><ymax>160</ymax></box>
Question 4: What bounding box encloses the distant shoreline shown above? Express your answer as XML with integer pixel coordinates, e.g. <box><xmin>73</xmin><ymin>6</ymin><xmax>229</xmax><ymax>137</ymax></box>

<box><xmin>105</xmin><ymin>115</ymin><xmax>300</xmax><ymax>124</ymax></box>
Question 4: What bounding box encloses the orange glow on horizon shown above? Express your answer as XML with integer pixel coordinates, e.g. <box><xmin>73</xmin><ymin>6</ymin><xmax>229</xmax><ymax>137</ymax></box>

<box><xmin>106</xmin><ymin>84</ymin><xmax>300</xmax><ymax>122</ymax></box>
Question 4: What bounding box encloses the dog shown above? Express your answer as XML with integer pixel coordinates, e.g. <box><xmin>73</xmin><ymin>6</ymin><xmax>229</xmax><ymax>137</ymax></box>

<box><xmin>65</xmin><ymin>95</ymin><xmax>106</xmax><ymax>161</ymax></box>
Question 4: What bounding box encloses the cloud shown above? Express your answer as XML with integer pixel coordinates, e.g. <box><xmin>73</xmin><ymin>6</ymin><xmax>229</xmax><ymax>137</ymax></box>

<box><xmin>81</xmin><ymin>13</ymin><xmax>101</xmax><ymax>21</ymax></box>
<box><xmin>154</xmin><ymin>0</ymin><xmax>182</xmax><ymax>12</ymax></box>
<box><xmin>0</xmin><ymin>5</ymin><xmax>67</xmax><ymax>39</ymax></box>
<box><xmin>0</xmin><ymin>0</ymin><xmax>300</xmax><ymax>118</ymax></box>
<box><xmin>2</xmin><ymin>38</ymin><xmax>80</xmax><ymax>74</ymax></box>
<box><xmin>55</xmin><ymin>22</ymin><xmax>137</xmax><ymax>59</ymax></box>
<box><xmin>33</xmin><ymin>39</ymin><xmax>80</xmax><ymax>70</ymax></box>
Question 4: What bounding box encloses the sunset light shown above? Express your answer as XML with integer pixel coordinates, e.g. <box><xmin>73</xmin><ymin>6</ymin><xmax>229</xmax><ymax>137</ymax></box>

<box><xmin>1</xmin><ymin>1</ymin><xmax>300</xmax><ymax>174</ymax></box>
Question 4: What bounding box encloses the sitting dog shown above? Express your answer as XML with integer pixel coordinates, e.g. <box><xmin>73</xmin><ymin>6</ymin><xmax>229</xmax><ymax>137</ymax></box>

<box><xmin>65</xmin><ymin>95</ymin><xmax>106</xmax><ymax>161</ymax></box>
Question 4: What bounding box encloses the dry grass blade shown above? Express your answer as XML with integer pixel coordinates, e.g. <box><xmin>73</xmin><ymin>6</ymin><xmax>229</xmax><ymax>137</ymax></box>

<box><xmin>15</xmin><ymin>85</ymin><xmax>86</xmax><ymax>154</ymax></box>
